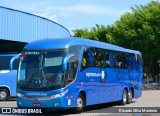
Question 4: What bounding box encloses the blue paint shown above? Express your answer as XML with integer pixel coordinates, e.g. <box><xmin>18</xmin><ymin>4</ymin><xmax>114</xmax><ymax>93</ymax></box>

<box><xmin>0</xmin><ymin>6</ymin><xmax>70</xmax><ymax>43</ymax></box>
<box><xmin>17</xmin><ymin>37</ymin><xmax>142</xmax><ymax>109</ymax></box>
<box><xmin>0</xmin><ymin>54</ymin><xmax>20</xmax><ymax>98</ymax></box>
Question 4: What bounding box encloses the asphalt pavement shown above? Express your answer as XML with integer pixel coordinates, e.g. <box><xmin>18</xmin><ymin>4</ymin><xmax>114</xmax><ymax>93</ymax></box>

<box><xmin>0</xmin><ymin>90</ymin><xmax>160</xmax><ymax>115</ymax></box>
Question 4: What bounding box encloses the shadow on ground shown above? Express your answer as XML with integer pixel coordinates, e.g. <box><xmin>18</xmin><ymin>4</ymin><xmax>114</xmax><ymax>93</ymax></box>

<box><xmin>44</xmin><ymin>101</ymin><xmax>123</xmax><ymax>115</ymax></box>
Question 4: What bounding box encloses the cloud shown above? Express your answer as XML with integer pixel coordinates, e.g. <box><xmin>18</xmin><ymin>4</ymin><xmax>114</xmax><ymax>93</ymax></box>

<box><xmin>41</xmin><ymin>4</ymin><xmax>126</xmax><ymax>17</ymax></box>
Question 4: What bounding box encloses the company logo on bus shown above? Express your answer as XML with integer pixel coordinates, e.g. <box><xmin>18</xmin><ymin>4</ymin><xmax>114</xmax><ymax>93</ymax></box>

<box><xmin>27</xmin><ymin>93</ymin><xmax>47</xmax><ymax>96</ymax></box>
<box><xmin>86</xmin><ymin>73</ymin><xmax>101</xmax><ymax>77</ymax></box>
<box><xmin>86</xmin><ymin>71</ymin><xmax>106</xmax><ymax>78</ymax></box>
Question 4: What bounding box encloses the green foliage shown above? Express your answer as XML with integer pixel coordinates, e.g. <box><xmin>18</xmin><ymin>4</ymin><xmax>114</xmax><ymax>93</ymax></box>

<box><xmin>113</xmin><ymin>1</ymin><xmax>160</xmax><ymax>62</ymax></box>
<box><xmin>73</xmin><ymin>1</ymin><xmax>160</xmax><ymax>74</ymax></box>
<box><xmin>73</xmin><ymin>24</ymin><xmax>114</xmax><ymax>43</ymax></box>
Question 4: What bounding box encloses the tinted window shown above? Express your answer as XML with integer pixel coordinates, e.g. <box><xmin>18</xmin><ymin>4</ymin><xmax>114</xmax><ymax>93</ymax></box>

<box><xmin>81</xmin><ymin>47</ymin><xmax>142</xmax><ymax>70</ymax></box>
<box><xmin>13</xmin><ymin>58</ymin><xmax>20</xmax><ymax>70</ymax></box>
<box><xmin>0</xmin><ymin>56</ymin><xmax>19</xmax><ymax>70</ymax></box>
<box><xmin>122</xmin><ymin>53</ymin><xmax>128</xmax><ymax>68</ymax></box>
<box><xmin>136</xmin><ymin>54</ymin><xmax>142</xmax><ymax>69</ymax></box>
<box><xmin>0</xmin><ymin>56</ymin><xmax>11</xmax><ymax>70</ymax></box>
<box><xmin>66</xmin><ymin>46</ymin><xmax>82</xmax><ymax>82</ymax></box>
<box><xmin>104</xmin><ymin>50</ymin><xmax>110</xmax><ymax>67</ymax></box>
<box><xmin>109</xmin><ymin>51</ymin><xmax>116</xmax><ymax>68</ymax></box>
<box><xmin>116</xmin><ymin>52</ymin><xmax>123</xmax><ymax>68</ymax></box>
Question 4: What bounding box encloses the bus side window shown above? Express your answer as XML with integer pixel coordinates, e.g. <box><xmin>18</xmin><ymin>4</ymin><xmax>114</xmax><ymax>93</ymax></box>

<box><xmin>104</xmin><ymin>50</ymin><xmax>110</xmax><ymax>67</ymax></box>
<box><xmin>116</xmin><ymin>52</ymin><xmax>122</xmax><ymax>68</ymax></box>
<box><xmin>88</xmin><ymin>48</ymin><xmax>95</xmax><ymax>67</ymax></box>
<box><xmin>81</xmin><ymin>47</ymin><xmax>89</xmax><ymax>70</ymax></box>
<box><xmin>131</xmin><ymin>54</ymin><xmax>136</xmax><ymax>69</ymax></box>
<box><xmin>109</xmin><ymin>51</ymin><xmax>116</xmax><ymax>68</ymax></box>
<box><xmin>127</xmin><ymin>54</ymin><xmax>132</xmax><ymax>69</ymax></box>
<box><xmin>94</xmin><ymin>48</ymin><xmax>102</xmax><ymax>67</ymax></box>
<box><xmin>136</xmin><ymin>54</ymin><xmax>142</xmax><ymax>69</ymax></box>
<box><xmin>122</xmin><ymin>53</ymin><xmax>128</xmax><ymax>68</ymax></box>
<box><xmin>0</xmin><ymin>56</ymin><xmax>11</xmax><ymax>70</ymax></box>
<box><xmin>13</xmin><ymin>58</ymin><xmax>20</xmax><ymax>70</ymax></box>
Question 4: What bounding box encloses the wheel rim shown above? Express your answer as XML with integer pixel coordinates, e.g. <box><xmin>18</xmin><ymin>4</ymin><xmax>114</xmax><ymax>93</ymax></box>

<box><xmin>0</xmin><ymin>91</ymin><xmax>7</xmax><ymax>100</ymax></box>
<box><xmin>123</xmin><ymin>92</ymin><xmax>127</xmax><ymax>103</ymax></box>
<box><xmin>128</xmin><ymin>92</ymin><xmax>132</xmax><ymax>102</ymax></box>
<box><xmin>77</xmin><ymin>97</ymin><xmax>83</xmax><ymax>109</ymax></box>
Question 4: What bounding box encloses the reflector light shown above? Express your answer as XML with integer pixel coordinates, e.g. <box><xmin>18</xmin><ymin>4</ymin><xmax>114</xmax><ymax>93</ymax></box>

<box><xmin>21</xmin><ymin>52</ymin><xmax>24</xmax><ymax>58</ymax></box>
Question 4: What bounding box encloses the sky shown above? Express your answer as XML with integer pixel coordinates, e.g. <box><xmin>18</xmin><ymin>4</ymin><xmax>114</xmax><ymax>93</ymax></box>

<box><xmin>0</xmin><ymin>0</ymin><xmax>159</xmax><ymax>34</ymax></box>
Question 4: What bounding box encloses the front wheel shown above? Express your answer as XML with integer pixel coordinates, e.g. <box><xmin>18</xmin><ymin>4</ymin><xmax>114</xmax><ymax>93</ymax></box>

<box><xmin>0</xmin><ymin>89</ymin><xmax>9</xmax><ymax>101</ymax></box>
<box><xmin>119</xmin><ymin>89</ymin><xmax>127</xmax><ymax>105</ymax></box>
<box><xmin>73</xmin><ymin>94</ymin><xmax>85</xmax><ymax>113</ymax></box>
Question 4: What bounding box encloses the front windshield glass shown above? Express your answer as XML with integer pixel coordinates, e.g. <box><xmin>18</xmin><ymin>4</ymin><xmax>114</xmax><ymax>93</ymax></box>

<box><xmin>17</xmin><ymin>50</ymin><xmax>65</xmax><ymax>91</ymax></box>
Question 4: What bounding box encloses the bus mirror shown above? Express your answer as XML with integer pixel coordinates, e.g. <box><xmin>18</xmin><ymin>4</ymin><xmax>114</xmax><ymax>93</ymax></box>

<box><xmin>63</xmin><ymin>54</ymin><xmax>75</xmax><ymax>70</ymax></box>
<box><xmin>10</xmin><ymin>54</ymin><xmax>20</xmax><ymax>71</ymax></box>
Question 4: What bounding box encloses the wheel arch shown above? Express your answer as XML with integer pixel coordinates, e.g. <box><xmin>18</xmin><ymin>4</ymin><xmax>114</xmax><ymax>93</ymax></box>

<box><xmin>123</xmin><ymin>87</ymin><xmax>128</xmax><ymax>93</ymax></box>
<box><xmin>79</xmin><ymin>90</ymin><xmax>86</xmax><ymax>106</ymax></box>
<box><xmin>0</xmin><ymin>86</ymin><xmax>10</xmax><ymax>96</ymax></box>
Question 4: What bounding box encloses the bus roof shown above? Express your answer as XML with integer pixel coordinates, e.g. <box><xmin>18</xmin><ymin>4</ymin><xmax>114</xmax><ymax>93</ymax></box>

<box><xmin>0</xmin><ymin>53</ymin><xmax>20</xmax><ymax>56</ymax></box>
<box><xmin>24</xmin><ymin>37</ymin><xmax>141</xmax><ymax>55</ymax></box>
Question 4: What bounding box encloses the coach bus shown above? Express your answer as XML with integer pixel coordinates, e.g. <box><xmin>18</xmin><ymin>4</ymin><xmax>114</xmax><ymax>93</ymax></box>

<box><xmin>0</xmin><ymin>54</ymin><xmax>20</xmax><ymax>101</ymax></box>
<box><xmin>16</xmin><ymin>38</ymin><xmax>142</xmax><ymax>113</ymax></box>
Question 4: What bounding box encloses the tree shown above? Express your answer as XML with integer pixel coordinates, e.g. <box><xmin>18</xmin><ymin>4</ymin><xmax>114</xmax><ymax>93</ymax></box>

<box><xmin>73</xmin><ymin>24</ymin><xmax>113</xmax><ymax>43</ymax></box>
<box><xmin>112</xmin><ymin>1</ymin><xmax>160</xmax><ymax>75</ymax></box>
<box><xmin>72</xmin><ymin>1</ymin><xmax>160</xmax><ymax>75</ymax></box>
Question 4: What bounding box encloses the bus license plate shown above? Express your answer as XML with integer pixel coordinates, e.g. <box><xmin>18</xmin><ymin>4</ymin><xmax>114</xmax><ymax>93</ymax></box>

<box><xmin>33</xmin><ymin>103</ymin><xmax>41</xmax><ymax>107</ymax></box>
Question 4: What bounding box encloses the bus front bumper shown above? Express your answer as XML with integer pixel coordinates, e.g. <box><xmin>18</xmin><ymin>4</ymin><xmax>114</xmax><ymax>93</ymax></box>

<box><xmin>16</xmin><ymin>95</ymin><xmax>77</xmax><ymax>109</ymax></box>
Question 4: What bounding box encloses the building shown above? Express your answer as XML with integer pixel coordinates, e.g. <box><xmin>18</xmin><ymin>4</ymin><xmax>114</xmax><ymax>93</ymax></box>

<box><xmin>0</xmin><ymin>6</ymin><xmax>70</xmax><ymax>53</ymax></box>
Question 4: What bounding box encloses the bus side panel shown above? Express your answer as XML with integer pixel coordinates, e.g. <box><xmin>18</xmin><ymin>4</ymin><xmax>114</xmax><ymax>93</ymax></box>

<box><xmin>0</xmin><ymin>70</ymin><xmax>17</xmax><ymax>97</ymax></box>
<box><xmin>9</xmin><ymin>70</ymin><xmax>17</xmax><ymax>96</ymax></box>
<box><xmin>105</xmin><ymin>68</ymin><xmax>122</xmax><ymax>102</ymax></box>
<box><xmin>133</xmin><ymin>69</ymin><xmax>142</xmax><ymax>98</ymax></box>
<box><xmin>78</xmin><ymin>68</ymin><xmax>102</xmax><ymax>106</ymax></box>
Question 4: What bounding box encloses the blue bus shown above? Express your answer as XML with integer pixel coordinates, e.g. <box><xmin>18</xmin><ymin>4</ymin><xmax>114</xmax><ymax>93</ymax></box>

<box><xmin>17</xmin><ymin>38</ymin><xmax>142</xmax><ymax>113</ymax></box>
<box><xmin>0</xmin><ymin>54</ymin><xmax>20</xmax><ymax>101</ymax></box>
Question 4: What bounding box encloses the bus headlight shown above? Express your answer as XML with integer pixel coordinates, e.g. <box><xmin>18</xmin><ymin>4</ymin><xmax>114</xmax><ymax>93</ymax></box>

<box><xmin>50</xmin><ymin>89</ymin><xmax>68</xmax><ymax>99</ymax></box>
<box><xmin>17</xmin><ymin>92</ymin><xmax>23</xmax><ymax>98</ymax></box>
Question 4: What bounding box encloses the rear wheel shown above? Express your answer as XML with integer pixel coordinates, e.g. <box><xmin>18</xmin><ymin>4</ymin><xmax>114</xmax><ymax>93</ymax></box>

<box><xmin>120</xmin><ymin>89</ymin><xmax>127</xmax><ymax>105</ymax></box>
<box><xmin>127</xmin><ymin>90</ymin><xmax>133</xmax><ymax>104</ymax></box>
<box><xmin>73</xmin><ymin>94</ymin><xmax>85</xmax><ymax>113</ymax></box>
<box><xmin>0</xmin><ymin>89</ymin><xmax>9</xmax><ymax>101</ymax></box>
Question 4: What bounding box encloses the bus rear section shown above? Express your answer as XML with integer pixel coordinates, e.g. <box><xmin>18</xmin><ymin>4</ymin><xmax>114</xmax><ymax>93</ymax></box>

<box><xmin>79</xmin><ymin>46</ymin><xmax>143</xmax><ymax>106</ymax></box>
<box><xmin>0</xmin><ymin>54</ymin><xmax>20</xmax><ymax>101</ymax></box>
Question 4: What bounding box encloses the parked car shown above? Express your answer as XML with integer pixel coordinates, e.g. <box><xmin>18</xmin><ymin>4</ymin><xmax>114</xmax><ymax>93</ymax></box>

<box><xmin>148</xmin><ymin>81</ymin><xmax>158</xmax><ymax>86</ymax></box>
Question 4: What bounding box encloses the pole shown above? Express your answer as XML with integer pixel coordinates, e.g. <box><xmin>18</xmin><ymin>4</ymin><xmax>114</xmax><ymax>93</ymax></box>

<box><xmin>156</xmin><ymin>76</ymin><xmax>157</xmax><ymax>88</ymax></box>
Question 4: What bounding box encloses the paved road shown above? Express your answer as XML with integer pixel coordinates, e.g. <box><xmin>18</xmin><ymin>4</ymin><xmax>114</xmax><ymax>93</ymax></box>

<box><xmin>0</xmin><ymin>90</ymin><xmax>160</xmax><ymax>115</ymax></box>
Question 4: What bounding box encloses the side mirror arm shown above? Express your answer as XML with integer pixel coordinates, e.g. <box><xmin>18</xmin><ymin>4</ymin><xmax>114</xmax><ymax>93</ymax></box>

<box><xmin>10</xmin><ymin>54</ymin><xmax>20</xmax><ymax>71</ymax></box>
<box><xmin>63</xmin><ymin>54</ymin><xmax>75</xmax><ymax>71</ymax></box>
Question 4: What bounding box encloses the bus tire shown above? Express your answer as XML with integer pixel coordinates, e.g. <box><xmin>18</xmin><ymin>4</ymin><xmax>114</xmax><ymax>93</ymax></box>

<box><xmin>0</xmin><ymin>89</ymin><xmax>9</xmax><ymax>101</ymax></box>
<box><xmin>127</xmin><ymin>90</ymin><xmax>133</xmax><ymax>104</ymax></box>
<box><xmin>120</xmin><ymin>89</ymin><xmax>127</xmax><ymax>105</ymax></box>
<box><xmin>74</xmin><ymin>94</ymin><xmax>85</xmax><ymax>113</ymax></box>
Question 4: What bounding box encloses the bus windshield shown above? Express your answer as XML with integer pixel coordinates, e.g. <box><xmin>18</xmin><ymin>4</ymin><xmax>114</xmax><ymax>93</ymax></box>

<box><xmin>17</xmin><ymin>50</ymin><xmax>66</xmax><ymax>91</ymax></box>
